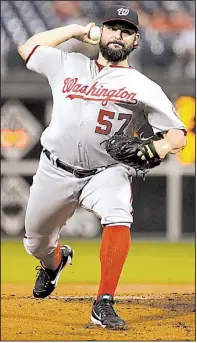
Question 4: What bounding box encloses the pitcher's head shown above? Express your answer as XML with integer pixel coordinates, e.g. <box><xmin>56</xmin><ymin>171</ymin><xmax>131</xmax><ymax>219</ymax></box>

<box><xmin>99</xmin><ymin>5</ymin><xmax>140</xmax><ymax>62</ymax></box>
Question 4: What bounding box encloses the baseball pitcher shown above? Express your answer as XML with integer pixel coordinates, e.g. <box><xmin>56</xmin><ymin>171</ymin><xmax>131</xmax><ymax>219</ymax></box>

<box><xmin>18</xmin><ymin>5</ymin><xmax>186</xmax><ymax>329</ymax></box>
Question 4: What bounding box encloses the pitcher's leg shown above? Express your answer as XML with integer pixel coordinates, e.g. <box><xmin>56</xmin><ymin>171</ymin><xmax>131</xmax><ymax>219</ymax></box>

<box><xmin>24</xmin><ymin>193</ymin><xmax>76</xmax><ymax>270</ymax></box>
<box><xmin>90</xmin><ymin>225</ymin><xmax>130</xmax><ymax>329</ymax></box>
<box><xmin>96</xmin><ymin>225</ymin><xmax>131</xmax><ymax>298</ymax></box>
<box><xmin>80</xmin><ymin>166</ymin><xmax>133</xmax><ymax>328</ymax></box>
<box><xmin>24</xmin><ymin>155</ymin><xmax>78</xmax><ymax>298</ymax></box>
<box><xmin>24</xmin><ymin>153</ymin><xmax>78</xmax><ymax>269</ymax></box>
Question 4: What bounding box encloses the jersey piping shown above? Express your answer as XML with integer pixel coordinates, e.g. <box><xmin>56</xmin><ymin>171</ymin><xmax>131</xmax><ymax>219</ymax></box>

<box><xmin>25</xmin><ymin>45</ymin><xmax>40</xmax><ymax>64</ymax></box>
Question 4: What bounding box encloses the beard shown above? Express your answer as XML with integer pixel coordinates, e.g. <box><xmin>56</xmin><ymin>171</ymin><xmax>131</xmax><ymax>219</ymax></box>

<box><xmin>99</xmin><ymin>39</ymin><xmax>133</xmax><ymax>63</ymax></box>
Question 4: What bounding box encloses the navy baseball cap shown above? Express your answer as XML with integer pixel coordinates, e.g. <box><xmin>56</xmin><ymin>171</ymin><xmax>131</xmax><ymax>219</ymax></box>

<box><xmin>102</xmin><ymin>5</ymin><xmax>139</xmax><ymax>31</ymax></box>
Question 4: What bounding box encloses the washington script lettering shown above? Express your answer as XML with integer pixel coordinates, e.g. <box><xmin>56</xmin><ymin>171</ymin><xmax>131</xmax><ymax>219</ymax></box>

<box><xmin>62</xmin><ymin>78</ymin><xmax>138</xmax><ymax>106</ymax></box>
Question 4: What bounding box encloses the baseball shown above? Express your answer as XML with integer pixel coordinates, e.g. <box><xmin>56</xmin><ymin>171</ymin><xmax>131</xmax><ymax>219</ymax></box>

<box><xmin>89</xmin><ymin>26</ymin><xmax>101</xmax><ymax>41</ymax></box>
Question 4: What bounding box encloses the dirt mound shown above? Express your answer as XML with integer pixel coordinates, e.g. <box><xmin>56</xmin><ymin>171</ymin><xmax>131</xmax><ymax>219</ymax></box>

<box><xmin>1</xmin><ymin>284</ymin><xmax>195</xmax><ymax>341</ymax></box>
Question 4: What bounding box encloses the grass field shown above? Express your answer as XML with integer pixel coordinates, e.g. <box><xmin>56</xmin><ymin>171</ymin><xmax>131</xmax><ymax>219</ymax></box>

<box><xmin>1</xmin><ymin>239</ymin><xmax>195</xmax><ymax>284</ymax></box>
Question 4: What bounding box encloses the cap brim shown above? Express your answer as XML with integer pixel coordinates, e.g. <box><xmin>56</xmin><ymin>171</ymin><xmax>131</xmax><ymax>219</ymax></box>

<box><xmin>102</xmin><ymin>18</ymin><xmax>138</xmax><ymax>31</ymax></box>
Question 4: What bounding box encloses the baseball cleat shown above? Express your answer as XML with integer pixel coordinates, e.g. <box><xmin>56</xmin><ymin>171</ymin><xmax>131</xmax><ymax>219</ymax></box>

<box><xmin>33</xmin><ymin>245</ymin><xmax>73</xmax><ymax>298</ymax></box>
<box><xmin>91</xmin><ymin>294</ymin><xmax>125</xmax><ymax>329</ymax></box>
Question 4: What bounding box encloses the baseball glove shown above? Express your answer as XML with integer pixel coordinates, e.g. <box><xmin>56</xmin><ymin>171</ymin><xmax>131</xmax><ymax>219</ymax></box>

<box><xmin>104</xmin><ymin>133</ymin><xmax>162</xmax><ymax>179</ymax></box>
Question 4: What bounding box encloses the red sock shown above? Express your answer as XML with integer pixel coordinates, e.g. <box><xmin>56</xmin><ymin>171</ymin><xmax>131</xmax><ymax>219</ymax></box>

<box><xmin>96</xmin><ymin>225</ymin><xmax>131</xmax><ymax>300</ymax></box>
<box><xmin>42</xmin><ymin>240</ymin><xmax>62</xmax><ymax>270</ymax></box>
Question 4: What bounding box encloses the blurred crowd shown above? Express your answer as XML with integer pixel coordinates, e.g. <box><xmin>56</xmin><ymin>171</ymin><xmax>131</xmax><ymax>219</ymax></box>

<box><xmin>1</xmin><ymin>0</ymin><xmax>195</xmax><ymax>79</ymax></box>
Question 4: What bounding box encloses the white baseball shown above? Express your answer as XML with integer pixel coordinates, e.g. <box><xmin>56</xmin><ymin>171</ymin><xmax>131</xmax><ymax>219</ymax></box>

<box><xmin>89</xmin><ymin>26</ymin><xmax>101</xmax><ymax>41</ymax></box>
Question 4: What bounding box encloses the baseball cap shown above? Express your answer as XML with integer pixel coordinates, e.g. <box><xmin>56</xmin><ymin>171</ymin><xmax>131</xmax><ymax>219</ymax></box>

<box><xmin>102</xmin><ymin>5</ymin><xmax>139</xmax><ymax>31</ymax></box>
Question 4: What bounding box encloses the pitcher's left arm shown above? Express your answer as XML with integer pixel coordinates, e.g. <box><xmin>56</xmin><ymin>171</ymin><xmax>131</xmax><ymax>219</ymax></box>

<box><xmin>146</xmin><ymin>85</ymin><xmax>187</xmax><ymax>159</ymax></box>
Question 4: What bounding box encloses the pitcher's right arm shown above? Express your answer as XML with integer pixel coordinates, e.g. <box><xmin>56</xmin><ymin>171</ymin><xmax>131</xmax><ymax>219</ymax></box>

<box><xmin>18</xmin><ymin>22</ymin><xmax>99</xmax><ymax>61</ymax></box>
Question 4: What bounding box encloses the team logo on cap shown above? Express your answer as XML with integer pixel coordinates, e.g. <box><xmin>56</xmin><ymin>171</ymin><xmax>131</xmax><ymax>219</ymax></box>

<box><xmin>117</xmin><ymin>8</ymin><xmax>129</xmax><ymax>16</ymax></box>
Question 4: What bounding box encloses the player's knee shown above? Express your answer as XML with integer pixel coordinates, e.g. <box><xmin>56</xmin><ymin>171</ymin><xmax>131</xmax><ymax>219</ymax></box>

<box><xmin>23</xmin><ymin>236</ymin><xmax>55</xmax><ymax>259</ymax></box>
<box><xmin>101</xmin><ymin>208</ymin><xmax>133</xmax><ymax>228</ymax></box>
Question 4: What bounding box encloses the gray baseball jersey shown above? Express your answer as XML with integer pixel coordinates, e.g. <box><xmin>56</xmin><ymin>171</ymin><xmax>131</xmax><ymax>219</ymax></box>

<box><xmin>24</xmin><ymin>45</ymin><xmax>185</xmax><ymax>262</ymax></box>
<box><xmin>26</xmin><ymin>46</ymin><xmax>185</xmax><ymax>169</ymax></box>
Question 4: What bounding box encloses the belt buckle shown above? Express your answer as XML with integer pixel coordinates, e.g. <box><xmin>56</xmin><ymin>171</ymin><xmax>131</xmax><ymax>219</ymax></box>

<box><xmin>73</xmin><ymin>169</ymin><xmax>82</xmax><ymax>178</ymax></box>
<box><xmin>49</xmin><ymin>153</ymin><xmax>58</xmax><ymax>168</ymax></box>
<box><xmin>73</xmin><ymin>169</ymin><xmax>92</xmax><ymax>178</ymax></box>
<box><xmin>73</xmin><ymin>168</ymin><xmax>98</xmax><ymax>178</ymax></box>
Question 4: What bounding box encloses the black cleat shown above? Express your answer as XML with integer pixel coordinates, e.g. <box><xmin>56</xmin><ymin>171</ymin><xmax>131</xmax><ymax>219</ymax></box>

<box><xmin>33</xmin><ymin>245</ymin><xmax>73</xmax><ymax>298</ymax></box>
<box><xmin>91</xmin><ymin>294</ymin><xmax>125</xmax><ymax>329</ymax></box>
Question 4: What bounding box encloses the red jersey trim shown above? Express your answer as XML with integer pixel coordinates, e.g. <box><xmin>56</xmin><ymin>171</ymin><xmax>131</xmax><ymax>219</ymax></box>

<box><xmin>25</xmin><ymin>45</ymin><xmax>40</xmax><ymax>65</ymax></box>
<box><xmin>95</xmin><ymin>60</ymin><xmax>104</xmax><ymax>71</ymax></box>
<box><xmin>95</xmin><ymin>60</ymin><xmax>132</xmax><ymax>70</ymax></box>
<box><xmin>111</xmin><ymin>64</ymin><xmax>132</xmax><ymax>69</ymax></box>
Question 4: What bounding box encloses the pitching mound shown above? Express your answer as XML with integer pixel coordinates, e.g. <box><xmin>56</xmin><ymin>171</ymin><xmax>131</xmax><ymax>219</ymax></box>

<box><xmin>2</xmin><ymin>284</ymin><xmax>195</xmax><ymax>341</ymax></box>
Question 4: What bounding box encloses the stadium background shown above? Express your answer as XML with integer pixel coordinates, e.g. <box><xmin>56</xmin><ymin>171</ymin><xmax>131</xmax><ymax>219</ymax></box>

<box><xmin>1</xmin><ymin>0</ymin><xmax>195</xmax><ymax>240</ymax></box>
<box><xmin>1</xmin><ymin>1</ymin><xmax>195</xmax><ymax>340</ymax></box>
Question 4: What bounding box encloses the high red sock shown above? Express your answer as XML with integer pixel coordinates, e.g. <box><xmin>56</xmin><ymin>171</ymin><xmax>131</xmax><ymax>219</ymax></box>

<box><xmin>96</xmin><ymin>225</ymin><xmax>131</xmax><ymax>300</ymax></box>
<box><xmin>42</xmin><ymin>240</ymin><xmax>62</xmax><ymax>270</ymax></box>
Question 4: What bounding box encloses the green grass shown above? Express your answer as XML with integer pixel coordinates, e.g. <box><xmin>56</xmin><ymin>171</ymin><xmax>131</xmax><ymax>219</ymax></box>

<box><xmin>1</xmin><ymin>240</ymin><xmax>195</xmax><ymax>284</ymax></box>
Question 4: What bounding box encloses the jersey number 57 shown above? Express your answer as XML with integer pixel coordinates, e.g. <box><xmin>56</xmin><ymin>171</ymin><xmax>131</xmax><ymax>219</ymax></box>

<box><xmin>95</xmin><ymin>109</ymin><xmax>132</xmax><ymax>135</ymax></box>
